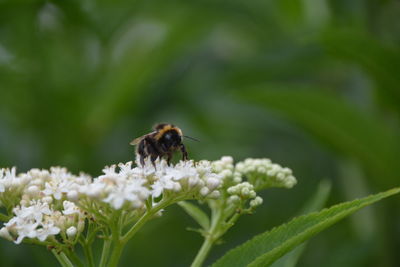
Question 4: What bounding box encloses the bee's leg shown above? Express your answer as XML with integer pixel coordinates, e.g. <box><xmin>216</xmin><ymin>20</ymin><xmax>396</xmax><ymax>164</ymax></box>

<box><xmin>137</xmin><ymin>141</ymin><xmax>146</xmax><ymax>166</ymax></box>
<box><xmin>180</xmin><ymin>144</ymin><xmax>188</xmax><ymax>161</ymax></box>
<box><xmin>144</xmin><ymin>136</ymin><xmax>161</xmax><ymax>169</ymax></box>
<box><xmin>166</xmin><ymin>152</ymin><xmax>173</xmax><ymax>166</ymax></box>
<box><xmin>150</xmin><ymin>155</ymin><xmax>157</xmax><ymax>169</ymax></box>
<box><xmin>140</xmin><ymin>155</ymin><xmax>145</xmax><ymax>166</ymax></box>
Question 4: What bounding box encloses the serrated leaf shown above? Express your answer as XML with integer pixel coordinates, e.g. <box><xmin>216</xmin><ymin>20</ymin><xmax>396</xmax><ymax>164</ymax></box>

<box><xmin>271</xmin><ymin>179</ymin><xmax>331</xmax><ymax>267</ymax></box>
<box><xmin>212</xmin><ymin>187</ymin><xmax>400</xmax><ymax>267</ymax></box>
<box><xmin>178</xmin><ymin>201</ymin><xmax>210</xmax><ymax>230</ymax></box>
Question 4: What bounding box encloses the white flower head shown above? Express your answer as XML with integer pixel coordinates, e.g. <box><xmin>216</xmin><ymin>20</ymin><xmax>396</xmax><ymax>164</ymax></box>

<box><xmin>143</xmin><ymin>159</ymin><xmax>222</xmax><ymax>199</ymax></box>
<box><xmin>0</xmin><ymin>167</ymin><xmax>28</xmax><ymax>194</ymax></box>
<box><xmin>83</xmin><ymin>163</ymin><xmax>150</xmax><ymax>210</ymax></box>
<box><xmin>2</xmin><ymin>200</ymin><xmax>60</xmax><ymax>244</ymax></box>
<box><xmin>235</xmin><ymin>158</ymin><xmax>297</xmax><ymax>190</ymax></box>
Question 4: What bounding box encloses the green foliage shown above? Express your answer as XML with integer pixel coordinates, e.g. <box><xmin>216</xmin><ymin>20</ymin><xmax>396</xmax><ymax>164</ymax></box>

<box><xmin>213</xmin><ymin>187</ymin><xmax>400</xmax><ymax>267</ymax></box>
<box><xmin>237</xmin><ymin>88</ymin><xmax>400</xmax><ymax>188</ymax></box>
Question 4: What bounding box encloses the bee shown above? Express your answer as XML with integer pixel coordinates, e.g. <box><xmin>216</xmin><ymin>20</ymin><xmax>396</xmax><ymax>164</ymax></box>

<box><xmin>130</xmin><ymin>123</ymin><xmax>198</xmax><ymax>166</ymax></box>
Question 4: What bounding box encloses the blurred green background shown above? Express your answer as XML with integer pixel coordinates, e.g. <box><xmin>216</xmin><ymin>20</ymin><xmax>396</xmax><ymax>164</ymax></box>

<box><xmin>0</xmin><ymin>0</ymin><xmax>400</xmax><ymax>266</ymax></box>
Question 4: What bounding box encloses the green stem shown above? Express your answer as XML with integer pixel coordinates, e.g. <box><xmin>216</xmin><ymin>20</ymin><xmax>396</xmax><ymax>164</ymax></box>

<box><xmin>121</xmin><ymin>199</ymin><xmax>173</xmax><ymax>242</ymax></box>
<box><xmin>52</xmin><ymin>250</ymin><xmax>67</xmax><ymax>267</ymax></box>
<box><xmin>108</xmin><ymin>197</ymin><xmax>185</xmax><ymax>267</ymax></box>
<box><xmin>99</xmin><ymin>239</ymin><xmax>112</xmax><ymax>267</ymax></box>
<box><xmin>66</xmin><ymin>250</ymin><xmax>85</xmax><ymax>267</ymax></box>
<box><xmin>60</xmin><ymin>252</ymin><xmax>75</xmax><ymax>267</ymax></box>
<box><xmin>191</xmin><ymin>206</ymin><xmax>224</xmax><ymax>267</ymax></box>
<box><xmin>107</xmin><ymin>209</ymin><xmax>124</xmax><ymax>267</ymax></box>
<box><xmin>52</xmin><ymin>250</ymin><xmax>74</xmax><ymax>267</ymax></box>
<box><xmin>82</xmin><ymin>242</ymin><xmax>95</xmax><ymax>267</ymax></box>
<box><xmin>191</xmin><ymin>236</ymin><xmax>214</xmax><ymax>267</ymax></box>
<box><xmin>108</xmin><ymin>240</ymin><xmax>125</xmax><ymax>267</ymax></box>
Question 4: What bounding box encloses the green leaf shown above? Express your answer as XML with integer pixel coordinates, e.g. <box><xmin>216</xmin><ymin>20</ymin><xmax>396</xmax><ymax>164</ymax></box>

<box><xmin>237</xmin><ymin>88</ymin><xmax>399</xmax><ymax>188</ymax></box>
<box><xmin>178</xmin><ymin>201</ymin><xmax>210</xmax><ymax>230</ymax></box>
<box><xmin>321</xmin><ymin>29</ymin><xmax>400</xmax><ymax>114</ymax></box>
<box><xmin>212</xmin><ymin>187</ymin><xmax>400</xmax><ymax>267</ymax></box>
<box><xmin>271</xmin><ymin>179</ymin><xmax>331</xmax><ymax>267</ymax></box>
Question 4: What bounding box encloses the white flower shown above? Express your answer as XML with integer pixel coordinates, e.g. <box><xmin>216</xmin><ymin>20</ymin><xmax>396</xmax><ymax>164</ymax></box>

<box><xmin>36</xmin><ymin>222</ymin><xmax>60</xmax><ymax>242</ymax></box>
<box><xmin>14</xmin><ymin>221</ymin><xmax>39</xmax><ymax>244</ymax></box>
<box><xmin>151</xmin><ymin>176</ymin><xmax>179</xmax><ymax>198</ymax></box>
<box><xmin>80</xmin><ymin>182</ymin><xmax>105</xmax><ymax>198</ymax></box>
<box><xmin>0</xmin><ymin>167</ymin><xmax>27</xmax><ymax>193</ymax></box>
<box><xmin>14</xmin><ymin>200</ymin><xmax>52</xmax><ymax>222</ymax></box>
<box><xmin>62</xmin><ymin>201</ymin><xmax>80</xmax><ymax>215</ymax></box>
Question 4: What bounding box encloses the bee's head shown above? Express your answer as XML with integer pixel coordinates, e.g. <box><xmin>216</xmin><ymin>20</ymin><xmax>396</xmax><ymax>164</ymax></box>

<box><xmin>161</xmin><ymin>129</ymin><xmax>182</xmax><ymax>148</ymax></box>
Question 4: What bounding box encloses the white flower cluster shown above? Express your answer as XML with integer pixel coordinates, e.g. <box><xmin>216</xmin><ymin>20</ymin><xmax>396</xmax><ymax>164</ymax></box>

<box><xmin>0</xmin><ymin>200</ymin><xmax>84</xmax><ymax>244</ymax></box>
<box><xmin>235</xmin><ymin>158</ymin><xmax>297</xmax><ymax>191</ymax></box>
<box><xmin>211</xmin><ymin>156</ymin><xmax>242</xmax><ymax>185</ymax></box>
<box><xmin>0</xmin><ymin>156</ymin><xmax>296</xmax><ymax>245</ymax></box>
<box><xmin>208</xmin><ymin>156</ymin><xmax>297</xmax><ymax>214</ymax></box>
<box><xmin>79</xmin><ymin>162</ymin><xmax>150</xmax><ymax>210</ymax></box>
<box><xmin>0</xmin><ymin>167</ymin><xmax>89</xmax><ymax>244</ymax></box>
<box><xmin>226</xmin><ymin>182</ymin><xmax>263</xmax><ymax>208</ymax></box>
<box><xmin>0</xmin><ymin>167</ymin><xmax>30</xmax><ymax>199</ymax></box>
<box><xmin>79</xmin><ymin>159</ymin><xmax>222</xmax><ymax>210</ymax></box>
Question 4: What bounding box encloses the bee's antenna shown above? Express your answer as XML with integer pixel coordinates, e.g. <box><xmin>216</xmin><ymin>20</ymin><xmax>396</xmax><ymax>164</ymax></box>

<box><xmin>184</xmin><ymin>135</ymin><xmax>200</xmax><ymax>142</ymax></box>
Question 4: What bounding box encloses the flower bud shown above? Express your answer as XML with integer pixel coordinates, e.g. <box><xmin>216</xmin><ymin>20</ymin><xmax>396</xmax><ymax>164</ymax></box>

<box><xmin>250</xmin><ymin>196</ymin><xmax>263</xmax><ymax>207</ymax></box>
<box><xmin>67</xmin><ymin>190</ymin><xmax>78</xmax><ymax>201</ymax></box>
<box><xmin>27</xmin><ymin>185</ymin><xmax>40</xmax><ymax>195</ymax></box>
<box><xmin>66</xmin><ymin>226</ymin><xmax>77</xmax><ymax>237</ymax></box>
<box><xmin>228</xmin><ymin>195</ymin><xmax>240</xmax><ymax>204</ymax></box>
<box><xmin>206</xmin><ymin>177</ymin><xmax>220</xmax><ymax>191</ymax></box>
<box><xmin>241</xmin><ymin>187</ymin><xmax>250</xmax><ymax>197</ymax></box>
<box><xmin>188</xmin><ymin>177</ymin><xmax>198</xmax><ymax>188</ymax></box>
<box><xmin>0</xmin><ymin>227</ymin><xmax>13</xmax><ymax>241</ymax></box>
<box><xmin>173</xmin><ymin>183</ymin><xmax>182</xmax><ymax>192</ymax></box>
<box><xmin>208</xmin><ymin>190</ymin><xmax>220</xmax><ymax>199</ymax></box>
<box><xmin>200</xmin><ymin>187</ymin><xmax>209</xmax><ymax>196</ymax></box>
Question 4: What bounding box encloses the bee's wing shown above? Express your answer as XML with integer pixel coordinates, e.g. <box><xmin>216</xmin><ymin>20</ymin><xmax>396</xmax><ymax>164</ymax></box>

<box><xmin>129</xmin><ymin>132</ymin><xmax>156</xmax><ymax>145</ymax></box>
<box><xmin>129</xmin><ymin>137</ymin><xmax>143</xmax><ymax>145</ymax></box>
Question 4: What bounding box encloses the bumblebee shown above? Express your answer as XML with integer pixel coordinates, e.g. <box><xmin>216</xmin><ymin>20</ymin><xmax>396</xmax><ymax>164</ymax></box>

<box><xmin>130</xmin><ymin>123</ymin><xmax>197</xmax><ymax>166</ymax></box>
